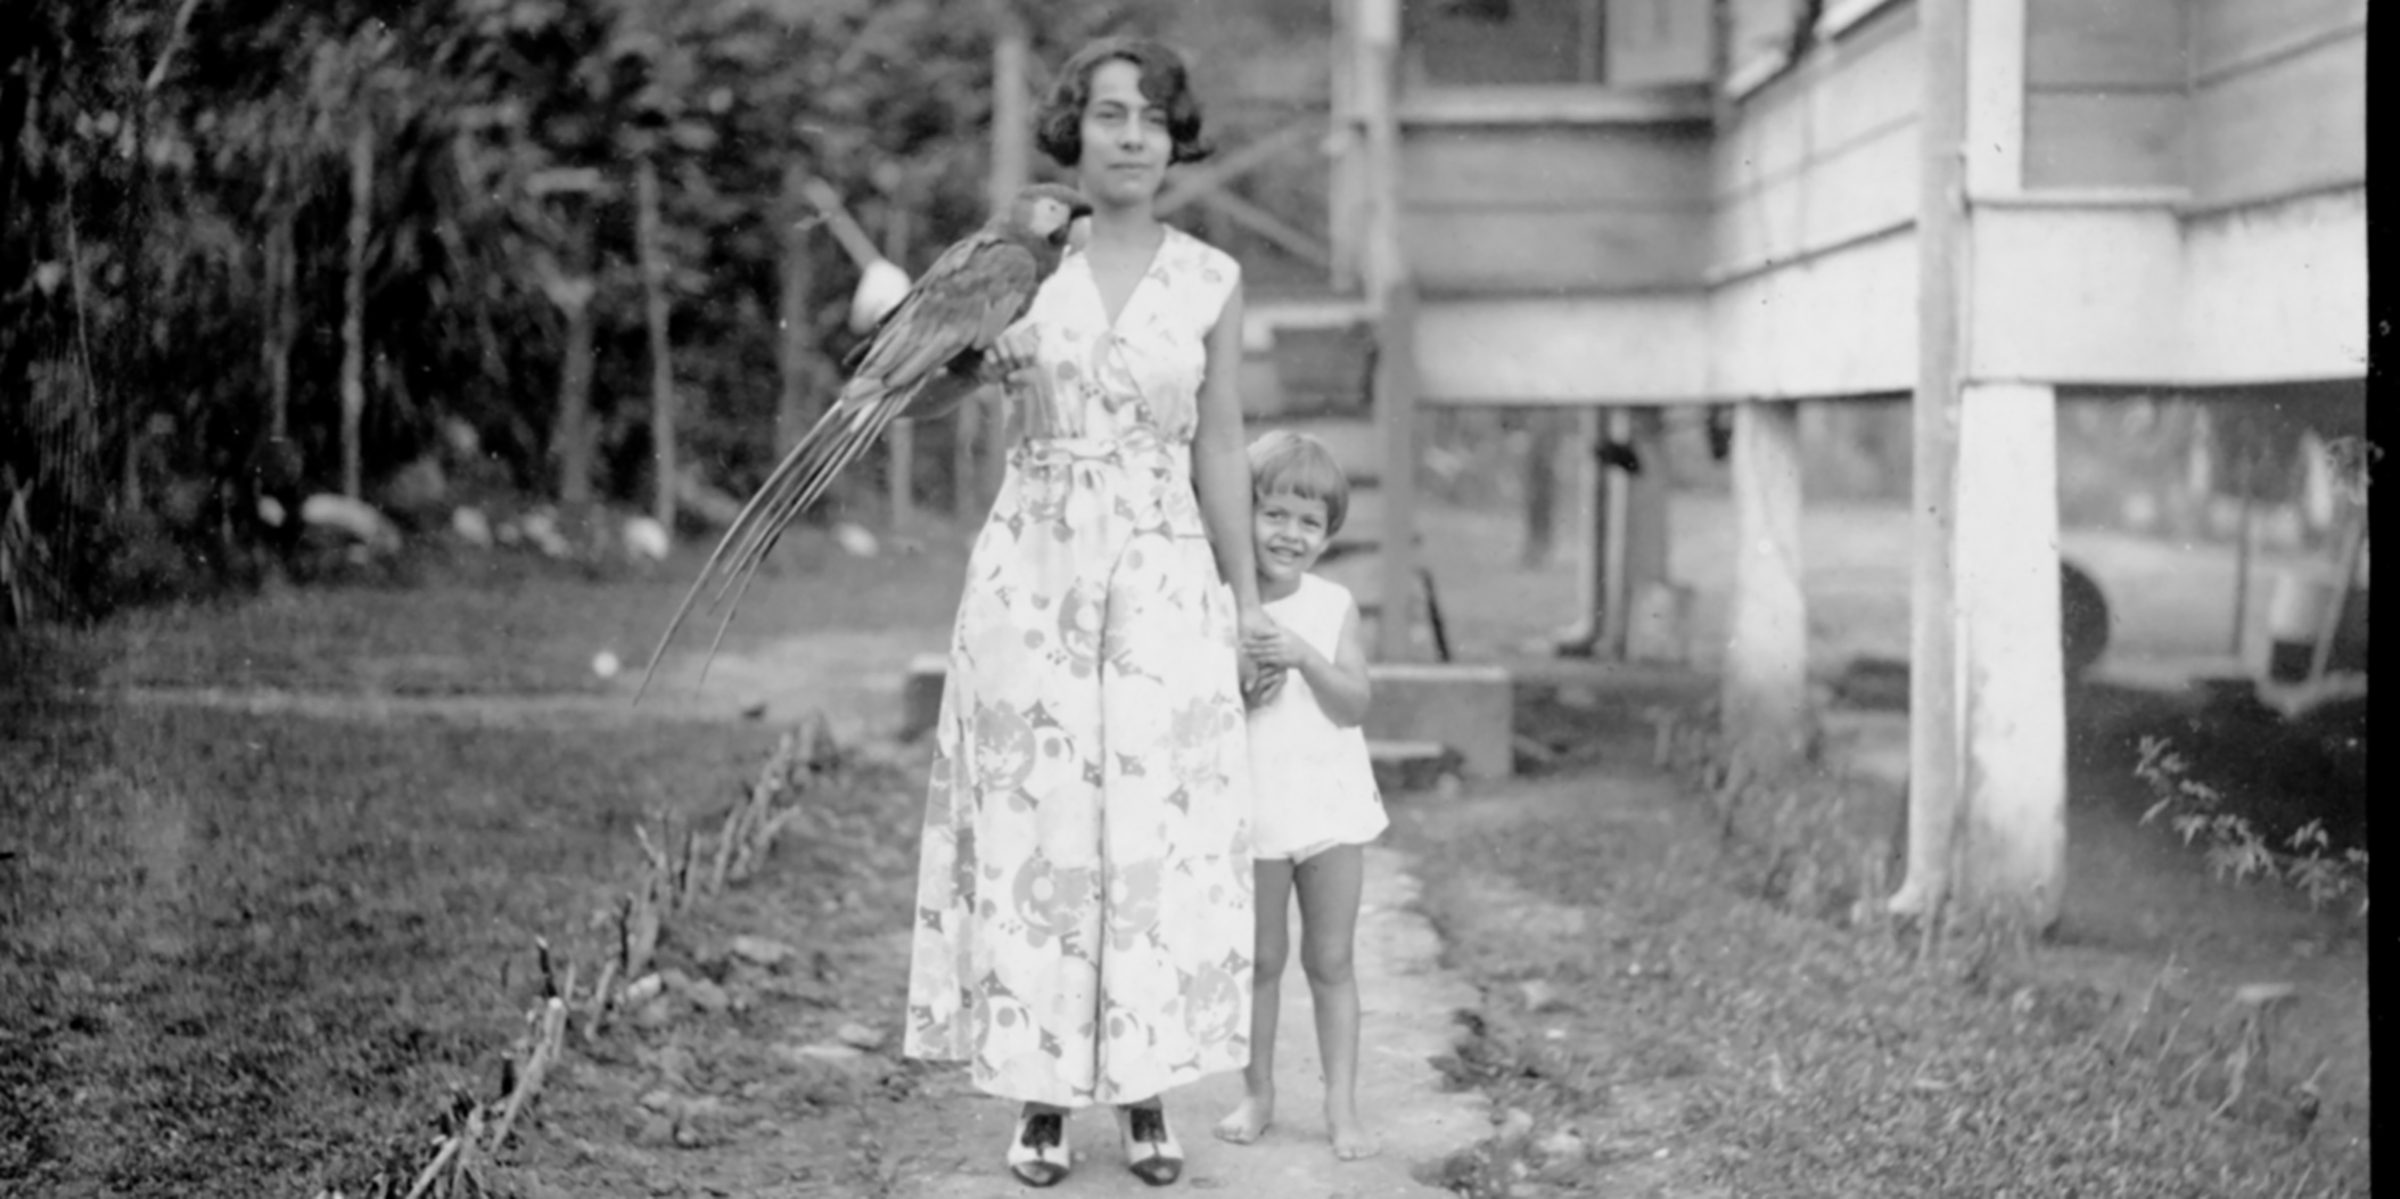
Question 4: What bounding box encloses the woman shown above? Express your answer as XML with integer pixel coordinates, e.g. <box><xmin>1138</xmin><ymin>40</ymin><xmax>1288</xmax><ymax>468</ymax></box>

<box><xmin>902</xmin><ymin>36</ymin><xmax>1267</xmax><ymax>1189</ymax></box>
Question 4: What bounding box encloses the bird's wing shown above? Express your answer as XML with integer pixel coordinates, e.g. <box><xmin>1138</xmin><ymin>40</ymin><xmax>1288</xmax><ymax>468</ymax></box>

<box><xmin>849</xmin><ymin>232</ymin><xmax>1041</xmax><ymax>385</ymax></box>
<box><xmin>636</xmin><ymin>234</ymin><xmax>1045</xmax><ymax>701</ymax></box>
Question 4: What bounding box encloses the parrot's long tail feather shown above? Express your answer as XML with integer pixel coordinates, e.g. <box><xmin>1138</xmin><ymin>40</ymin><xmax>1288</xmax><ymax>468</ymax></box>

<box><xmin>633</xmin><ymin>377</ymin><xmax>918</xmax><ymax>703</ymax></box>
<box><xmin>706</xmin><ymin>385</ymin><xmax>889</xmax><ymax>614</ymax></box>
<box><xmin>690</xmin><ymin>406</ymin><xmax>892</xmax><ymax>682</ymax></box>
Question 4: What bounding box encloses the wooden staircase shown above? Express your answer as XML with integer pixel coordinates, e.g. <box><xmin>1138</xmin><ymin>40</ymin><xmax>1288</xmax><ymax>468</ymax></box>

<box><xmin>1241</xmin><ymin>291</ymin><xmax>1450</xmax><ymax>661</ymax></box>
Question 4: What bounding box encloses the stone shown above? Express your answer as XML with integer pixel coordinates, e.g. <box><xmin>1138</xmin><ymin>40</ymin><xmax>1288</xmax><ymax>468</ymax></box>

<box><xmin>633</xmin><ymin>1113</ymin><xmax>676</xmax><ymax>1148</ymax></box>
<box><xmin>1496</xmin><ymin>1107</ymin><xmax>1536</xmax><ymax>1142</ymax></box>
<box><xmin>730</xmin><ymin>935</ymin><xmax>798</xmax><ymax>967</ymax></box>
<box><xmin>632</xmin><ymin>997</ymin><xmax>675</xmax><ymax>1030</ymax></box>
<box><xmin>1518</xmin><ymin>979</ymin><xmax>1567</xmax><ymax>1013</ymax></box>
<box><xmin>782</xmin><ymin>1042</ymin><xmax>866</xmax><ymax>1068</ymax></box>
<box><xmin>682</xmin><ymin>978</ymin><xmax>732</xmax><ymax>1014</ymax></box>
<box><xmin>1534</xmin><ymin>1130</ymin><xmax>1588</xmax><ymax>1165</ymax></box>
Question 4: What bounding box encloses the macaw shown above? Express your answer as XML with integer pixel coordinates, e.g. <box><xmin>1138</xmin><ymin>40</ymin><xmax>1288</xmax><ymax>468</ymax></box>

<box><xmin>639</xmin><ymin>182</ymin><xmax>1091</xmax><ymax>699</ymax></box>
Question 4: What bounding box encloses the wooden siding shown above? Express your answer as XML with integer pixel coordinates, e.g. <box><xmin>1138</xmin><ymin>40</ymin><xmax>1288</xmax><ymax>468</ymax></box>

<box><xmin>2189</xmin><ymin>0</ymin><xmax>2362</xmax><ymax>77</ymax></box>
<box><xmin>2023</xmin><ymin>91</ymin><xmax>2185</xmax><ymax>189</ymax></box>
<box><xmin>2187</xmin><ymin>25</ymin><xmax>2366</xmax><ymax>209</ymax></box>
<box><xmin>2020</xmin><ymin>0</ymin><xmax>2187</xmax><ymax>190</ymax></box>
<box><xmin>1399</xmin><ymin>121</ymin><xmax>1712</xmax><ymax>295</ymax></box>
<box><xmin>1705</xmin><ymin>231</ymin><xmax>1918</xmax><ymax>399</ymax></box>
<box><xmin>1708</xmin><ymin>3</ymin><xmax>1919</xmax><ymax>279</ymax></box>
<box><xmin>2180</xmin><ymin>189</ymin><xmax>2369</xmax><ymax>382</ymax></box>
<box><xmin>1400</xmin><ymin>208</ymin><xmax>1710</xmax><ymax>294</ymax></box>
<box><xmin>1412</xmin><ymin>294</ymin><xmax>1713</xmax><ymax>404</ymax></box>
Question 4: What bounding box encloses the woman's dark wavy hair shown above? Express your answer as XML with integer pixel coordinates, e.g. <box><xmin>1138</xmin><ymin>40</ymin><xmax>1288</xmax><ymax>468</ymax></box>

<box><xmin>1035</xmin><ymin>38</ymin><xmax>1214</xmax><ymax>167</ymax></box>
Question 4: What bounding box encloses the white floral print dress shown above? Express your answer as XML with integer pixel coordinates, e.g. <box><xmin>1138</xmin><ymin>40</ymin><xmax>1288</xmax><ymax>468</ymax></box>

<box><xmin>904</xmin><ymin>227</ymin><xmax>1255</xmax><ymax>1107</ymax></box>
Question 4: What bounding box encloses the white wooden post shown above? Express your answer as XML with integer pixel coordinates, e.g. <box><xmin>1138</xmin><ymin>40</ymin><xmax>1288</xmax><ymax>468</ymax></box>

<box><xmin>1723</xmin><ymin>400</ymin><xmax>1811</xmax><ymax>771</ymax></box>
<box><xmin>1893</xmin><ymin>0</ymin><xmax>1972</xmax><ymax>918</ymax></box>
<box><xmin>1894</xmin><ymin>0</ymin><xmax>2033</xmax><ymax>919</ymax></box>
<box><xmin>1955</xmin><ymin>382</ymin><xmax>2066</xmax><ymax>929</ymax></box>
<box><xmin>1361</xmin><ymin>0</ymin><xmax>1419</xmax><ymax>663</ymax></box>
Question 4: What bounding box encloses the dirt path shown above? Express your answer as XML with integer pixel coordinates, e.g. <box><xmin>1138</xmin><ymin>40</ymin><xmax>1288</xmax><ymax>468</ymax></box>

<box><xmin>884</xmin><ymin>846</ymin><xmax>1488</xmax><ymax>1199</ymax></box>
<box><xmin>118</xmin><ymin>629</ymin><xmax>1495</xmax><ymax>1197</ymax></box>
<box><xmin>102</xmin><ymin>627</ymin><xmax>939</xmax><ymax>739</ymax></box>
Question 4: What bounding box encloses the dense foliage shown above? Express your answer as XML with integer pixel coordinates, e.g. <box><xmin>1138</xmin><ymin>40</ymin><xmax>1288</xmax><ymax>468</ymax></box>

<box><xmin>1</xmin><ymin>0</ymin><xmax>1173</xmax><ymax>620</ymax></box>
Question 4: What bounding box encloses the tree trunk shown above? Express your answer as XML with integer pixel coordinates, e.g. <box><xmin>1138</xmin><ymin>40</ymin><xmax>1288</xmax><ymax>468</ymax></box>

<box><xmin>964</xmin><ymin>0</ymin><xmax>1031</xmax><ymax>520</ymax></box>
<box><xmin>1723</xmin><ymin>400</ymin><xmax>1811</xmax><ymax>773</ymax></box>
<box><xmin>1955</xmin><ymin>382</ymin><xmax>2066</xmax><ymax>929</ymax></box>
<box><xmin>553</xmin><ymin>215</ymin><xmax>597</xmax><ymax>507</ymax></box>
<box><xmin>635</xmin><ymin>156</ymin><xmax>677</xmax><ymax>532</ymax></box>
<box><xmin>341</xmin><ymin>121</ymin><xmax>372</xmax><ymax>499</ymax></box>
<box><xmin>266</xmin><ymin>197</ymin><xmax>296</xmax><ymax>440</ymax></box>
<box><xmin>777</xmin><ymin>165</ymin><xmax>819</xmax><ymax>458</ymax></box>
<box><xmin>884</xmin><ymin>191</ymin><xmax>918</xmax><ymax>529</ymax></box>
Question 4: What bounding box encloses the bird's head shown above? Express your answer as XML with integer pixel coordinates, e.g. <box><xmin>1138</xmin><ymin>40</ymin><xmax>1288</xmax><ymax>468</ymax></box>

<box><xmin>1008</xmin><ymin>183</ymin><xmax>1093</xmax><ymax>248</ymax></box>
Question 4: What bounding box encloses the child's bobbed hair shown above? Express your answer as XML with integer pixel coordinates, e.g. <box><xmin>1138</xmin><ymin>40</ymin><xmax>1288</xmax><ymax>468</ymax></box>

<box><xmin>1247</xmin><ymin>430</ymin><xmax>1350</xmax><ymax>538</ymax></box>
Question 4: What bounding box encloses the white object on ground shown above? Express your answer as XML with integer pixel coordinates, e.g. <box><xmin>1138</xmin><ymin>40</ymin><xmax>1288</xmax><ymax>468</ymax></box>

<box><xmin>593</xmin><ymin>650</ymin><xmax>621</xmax><ymax>679</ymax></box>
<box><xmin>300</xmin><ymin>493</ymin><xmax>400</xmax><ymax>553</ymax></box>
<box><xmin>256</xmin><ymin>495</ymin><xmax>287</xmax><ymax>528</ymax></box>
<box><xmin>833</xmin><ymin>521</ymin><xmax>879</xmax><ymax>558</ymax></box>
<box><xmin>520</xmin><ymin>509</ymin><xmax>571</xmax><ymax>558</ymax></box>
<box><xmin>623</xmin><ymin>515</ymin><xmax>670</xmax><ymax>562</ymax></box>
<box><xmin>442</xmin><ymin>416</ymin><xmax>481</xmax><ymax>458</ymax></box>
<box><xmin>451</xmin><ymin>506</ymin><xmax>493</xmax><ymax>548</ymax></box>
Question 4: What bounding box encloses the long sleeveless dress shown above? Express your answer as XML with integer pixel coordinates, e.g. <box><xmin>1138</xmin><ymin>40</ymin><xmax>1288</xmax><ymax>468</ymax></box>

<box><xmin>903</xmin><ymin>226</ymin><xmax>1255</xmax><ymax>1108</ymax></box>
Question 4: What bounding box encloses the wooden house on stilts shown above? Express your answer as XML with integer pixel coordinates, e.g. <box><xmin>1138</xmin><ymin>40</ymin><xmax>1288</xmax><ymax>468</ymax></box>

<box><xmin>1227</xmin><ymin>0</ymin><xmax>2366</xmax><ymax>924</ymax></box>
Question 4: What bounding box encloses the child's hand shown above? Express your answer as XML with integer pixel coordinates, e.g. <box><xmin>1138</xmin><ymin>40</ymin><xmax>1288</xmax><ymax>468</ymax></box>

<box><xmin>1241</xmin><ymin>615</ymin><xmax>1306</xmax><ymax>669</ymax></box>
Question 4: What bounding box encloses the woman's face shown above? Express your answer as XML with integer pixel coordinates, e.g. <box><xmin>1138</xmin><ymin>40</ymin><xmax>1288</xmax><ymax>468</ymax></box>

<box><xmin>1075</xmin><ymin>59</ymin><xmax>1172</xmax><ymax>208</ymax></box>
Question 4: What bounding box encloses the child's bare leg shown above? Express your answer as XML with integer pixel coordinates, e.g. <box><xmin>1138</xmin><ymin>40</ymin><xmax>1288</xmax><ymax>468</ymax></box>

<box><xmin>1296</xmin><ymin>844</ymin><xmax>1377</xmax><ymax>1160</ymax></box>
<box><xmin>1216</xmin><ymin>858</ymin><xmax>1293</xmax><ymax>1144</ymax></box>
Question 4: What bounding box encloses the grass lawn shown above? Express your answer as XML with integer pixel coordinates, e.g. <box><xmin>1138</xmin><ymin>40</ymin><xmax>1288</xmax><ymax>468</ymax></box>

<box><xmin>0</xmin><ymin>525</ymin><xmax>972</xmax><ymax>1196</ymax></box>
<box><xmin>0</xmin><ymin>489</ymin><xmax>2366</xmax><ymax>1196</ymax></box>
<box><xmin>1394</xmin><ymin>720</ymin><xmax>2370</xmax><ymax>1198</ymax></box>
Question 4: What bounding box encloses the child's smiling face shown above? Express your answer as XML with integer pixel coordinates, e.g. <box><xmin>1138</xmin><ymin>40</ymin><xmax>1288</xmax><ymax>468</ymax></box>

<box><xmin>1254</xmin><ymin>488</ymin><xmax>1331</xmax><ymax>593</ymax></box>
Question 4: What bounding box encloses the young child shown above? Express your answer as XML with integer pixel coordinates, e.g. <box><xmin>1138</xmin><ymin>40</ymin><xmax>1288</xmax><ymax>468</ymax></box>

<box><xmin>1214</xmin><ymin>430</ymin><xmax>1387</xmax><ymax>1161</ymax></box>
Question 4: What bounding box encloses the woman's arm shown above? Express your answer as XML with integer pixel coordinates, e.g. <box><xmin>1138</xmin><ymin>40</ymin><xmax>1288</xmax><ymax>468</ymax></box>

<box><xmin>1192</xmin><ymin>277</ymin><xmax>1263</xmax><ymax>620</ymax></box>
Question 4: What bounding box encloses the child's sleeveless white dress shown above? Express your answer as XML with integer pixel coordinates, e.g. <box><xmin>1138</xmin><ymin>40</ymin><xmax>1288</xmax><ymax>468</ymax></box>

<box><xmin>1248</xmin><ymin>573</ymin><xmax>1388</xmax><ymax>862</ymax></box>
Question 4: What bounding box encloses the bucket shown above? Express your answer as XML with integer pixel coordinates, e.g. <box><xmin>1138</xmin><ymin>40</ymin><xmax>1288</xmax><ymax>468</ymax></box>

<box><xmin>2264</xmin><ymin>569</ymin><xmax>2337</xmax><ymax>683</ymax></box>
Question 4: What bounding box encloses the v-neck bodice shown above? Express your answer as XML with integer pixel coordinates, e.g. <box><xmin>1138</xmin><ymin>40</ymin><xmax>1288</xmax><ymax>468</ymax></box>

<box><xmin>1080</xmin><ymin>228</ymin><xmax>1168</xmax><ymax>330</ymax></box>
<box><xmin>1006</xmin><ymin>226</ymin><xmax>1240</xmax><ymax>448</ymax></box>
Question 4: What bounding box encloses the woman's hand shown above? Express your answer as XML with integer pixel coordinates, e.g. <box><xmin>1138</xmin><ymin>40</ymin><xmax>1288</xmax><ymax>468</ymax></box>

<box><xmin>991</xmin><ymin>320</ymin><xmax>1054</xmax><ymax>435</ymax></box>
<box><xmin>1243</xmin><ymin>659</ymin><xmax>1287</xmax><ymax>709</ymax></box>
<box><xmin>992</xmin><ymin>322</ymin><xmax>1043</xmax><ymax>394</ymax></box>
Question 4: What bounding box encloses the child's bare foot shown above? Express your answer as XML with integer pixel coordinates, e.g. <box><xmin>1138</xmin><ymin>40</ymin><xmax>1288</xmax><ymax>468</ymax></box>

<box><xmin>1327</xmin><ymin>1105</ymin><xmax>1378</xmax><ymax>1161</ymax></box>
<box><xmin>1212</xmin><ymin>1093</ymin><xmax>1274</xmax><ymax>1144</ymax></box>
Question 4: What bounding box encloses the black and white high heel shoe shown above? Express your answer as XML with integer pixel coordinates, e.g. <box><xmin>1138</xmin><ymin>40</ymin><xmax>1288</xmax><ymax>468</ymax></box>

<box><xmin>1007</xmin><ymin>1106</ymin><xmax>1070</xmax><ymax>1187</ymax></box>
<box><xmin>1119</xmin><ymin>1102</ymin><xmax>1184</xmax><ymax>1187</ymax></box>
